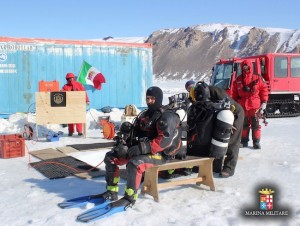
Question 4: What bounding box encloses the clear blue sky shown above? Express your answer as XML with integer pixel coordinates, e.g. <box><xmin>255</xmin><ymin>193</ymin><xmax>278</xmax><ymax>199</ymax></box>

<box><xmin>2</xmin><ymin>0</ymin><xmax>300</xmax><ymax>40</ymax></box>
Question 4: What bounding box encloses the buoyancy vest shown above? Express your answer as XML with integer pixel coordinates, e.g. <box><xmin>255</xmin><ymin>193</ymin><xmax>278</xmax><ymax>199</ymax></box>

<box><xmin>130</xmin><ymin>107</ymin><xmax>183</xmax><ymax>157</ymax></box>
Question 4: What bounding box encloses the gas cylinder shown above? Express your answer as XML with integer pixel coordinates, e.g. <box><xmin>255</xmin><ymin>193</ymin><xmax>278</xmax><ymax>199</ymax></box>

<box><xmin>210</xmin><ymin>109</ymin><xmax>234</xmax><ymax>158</ymax></box>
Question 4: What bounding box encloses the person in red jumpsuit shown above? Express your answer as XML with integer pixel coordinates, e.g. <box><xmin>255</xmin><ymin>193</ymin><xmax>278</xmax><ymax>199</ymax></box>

<box><xmin>97</xmin><ymin>86</ymin><xmax>183</xmax><ymax>208</ymax></box>
<box><xmin>232</xmin><ymin>60</ymin><xmax>269</xmax><ymax>149</ymax></box>
<box><xmin>61</xmin><ymin>72</ymin><xmax>90</xmax><ymax>136</ymax></box>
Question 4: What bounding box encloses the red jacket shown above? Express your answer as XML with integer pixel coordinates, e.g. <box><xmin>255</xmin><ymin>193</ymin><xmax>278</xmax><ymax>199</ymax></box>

<box><xmin>232</xmin><ymin>59</ymin><xmax>268</xmax><ymax>111</ymax></box>
<box><xmin>62</xmin><ymin>80</ymin><xmax>90</xmax><ymax>103</ymax></box>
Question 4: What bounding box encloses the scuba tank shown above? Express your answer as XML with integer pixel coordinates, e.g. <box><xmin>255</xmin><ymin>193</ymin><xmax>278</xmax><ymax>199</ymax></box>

<box><xmin>210</xmin><ymin>108</ymin><xmax>234</xmax><ymax>158</ymax></box>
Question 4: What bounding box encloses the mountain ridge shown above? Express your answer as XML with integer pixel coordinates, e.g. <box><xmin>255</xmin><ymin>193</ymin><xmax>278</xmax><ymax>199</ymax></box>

<box><xmin>103</xmin><ymin>23</ymin><xmax>300</xmax><ymax>81</ymax></box>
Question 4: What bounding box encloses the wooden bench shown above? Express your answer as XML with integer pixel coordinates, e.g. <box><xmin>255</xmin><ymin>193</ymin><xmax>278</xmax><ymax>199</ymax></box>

<box><xmin>141</xmin><ymin>156</ymin><xmax>215</xmax><ymax>202</ymax></box>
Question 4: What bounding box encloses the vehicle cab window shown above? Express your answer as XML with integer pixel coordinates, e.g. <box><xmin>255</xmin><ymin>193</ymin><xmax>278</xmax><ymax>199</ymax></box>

<box><xmin>291</xmin><ymin>57</ymin><xmax>300</xmax><ymax>77</ymax></box>
<box><xmin>274</xmin><ymin>57</ymin><xmax>288</xmax><ymax>78</ymax></box>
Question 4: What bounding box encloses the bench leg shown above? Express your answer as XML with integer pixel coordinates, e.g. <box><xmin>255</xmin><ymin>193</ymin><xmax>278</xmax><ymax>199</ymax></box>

<box><xmin>141</xmin><ymin>166</ymin><xmax>160</xmax><ymax>202</ymax></box>
<box><xmin>196</xmin><ymin>159</ymin><xmax>215</xmax><ymax>191</ymax></box>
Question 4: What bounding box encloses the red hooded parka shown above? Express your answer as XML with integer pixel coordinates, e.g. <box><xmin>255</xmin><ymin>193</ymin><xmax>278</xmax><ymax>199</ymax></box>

<box><xmin>232</xmin><ymin>59</ymin><xmax>268</xmax><ymax>110</ymax></box>
<box><xmin>232</xmin><ymin>59</ymin><xmax>269</xmax><ymax>144</ymax></box>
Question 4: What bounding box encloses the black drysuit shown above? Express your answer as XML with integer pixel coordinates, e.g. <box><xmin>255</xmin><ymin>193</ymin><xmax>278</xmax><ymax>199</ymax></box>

<box><xmin>104</xmin><ymin>108</ymin><xmax>182</xmax><ymax>195</ymax></box>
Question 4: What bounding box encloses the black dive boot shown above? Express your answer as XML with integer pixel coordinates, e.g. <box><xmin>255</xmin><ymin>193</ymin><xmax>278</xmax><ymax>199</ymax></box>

<box><xmin>100</xmin><ymin>190</ymin><xmax>118</xmax><ymax>201</ymax></box>
<box><xmin>111</xmin><ymin>188</ymin><xmax>136</xmax><ymax>209</ymax></box>
<box><xmin>213</xmin><ymin>158</ymin><xmax>223</xmax><ymax>173</ymax></box>
<box><xmin>111</xmin><ymin>195</ymin><xmax>134</xmax><ymax>209</ymax></box>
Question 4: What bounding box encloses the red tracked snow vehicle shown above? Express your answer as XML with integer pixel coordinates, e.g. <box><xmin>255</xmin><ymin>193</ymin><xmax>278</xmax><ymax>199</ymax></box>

<box><xmin>210</xmin><ymin>53</ymin><xmax>300</xmax><ymax>118</ymax></box>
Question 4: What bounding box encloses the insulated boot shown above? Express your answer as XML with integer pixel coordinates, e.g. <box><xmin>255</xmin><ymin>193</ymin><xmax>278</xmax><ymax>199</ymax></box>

<box><xmin>219</xmin><ymin>171</ymin><xmax>231</xmax><ymax>178</ymax></box>
<box><xmin>253</xmin><ymin>139</ymin><xmax>261</xmax><ymax>149</ymax></box>
<box><xmin>240</xmin><ymin>137</ymin><xmax>249</xmax><ymax>148</ymax></box>
<box><xmin>241</xmin><ymin>126</ymin><xmax>250</xmax><ymax>147</ymax></box>
<box><xmin>240</xmin><ymin>142</ymin><xmax>248</xmax><ymax>148</ymax></box>
<box><xmin>159</xmin><ymin>169</ymin><xmax>178</xmax><ymax>179</ymax></box>
<box><xmin>253</xmin><ymin>142</ymin><xmax>261</xmax><ymax>149</ymax></box>
<box><xmin>219</xmin><ymin>168</ymin><xmax>233</xmax><ymax>178</ymax></box>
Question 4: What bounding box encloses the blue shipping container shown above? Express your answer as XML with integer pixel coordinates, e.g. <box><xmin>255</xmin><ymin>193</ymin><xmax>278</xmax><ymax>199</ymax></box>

<box><xmin>0</xmin><ymin>36</ymin><xmax>153</xmax><ymax>114</ymax></box>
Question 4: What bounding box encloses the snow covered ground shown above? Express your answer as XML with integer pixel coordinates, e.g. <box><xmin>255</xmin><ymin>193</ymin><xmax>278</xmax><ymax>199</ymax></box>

<box><xmin>0</xmin><ymin>80</ymin><xmax>300</xmax><ymax>226</ymax></box>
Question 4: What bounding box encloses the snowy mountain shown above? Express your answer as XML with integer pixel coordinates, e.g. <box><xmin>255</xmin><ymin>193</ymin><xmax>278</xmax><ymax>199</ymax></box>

<box><xmin>94</xmin><ymin>23</ymin><xmax>300</xmax><ymax>81</ymax></box>
<box><xmin>146</xmin><ymin>23</ymin><xmax>300</xmax><ymax>80</ymax></box>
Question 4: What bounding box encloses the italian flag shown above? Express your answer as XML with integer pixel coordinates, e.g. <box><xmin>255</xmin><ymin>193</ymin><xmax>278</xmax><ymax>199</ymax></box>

<box><xmin>78</xmin><ymin>61</ymin><xmax>106</xmax><ymax>90</ymax></box>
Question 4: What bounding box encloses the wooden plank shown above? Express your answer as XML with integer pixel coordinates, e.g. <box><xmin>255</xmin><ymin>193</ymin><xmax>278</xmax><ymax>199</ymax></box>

<box><xmin>158</xmin><ymin>157</ymin><xmax>211</xmax><ymax>170</ymax></box>
<box><xmin>157</xmin><ymin>177</ymin><xmax>205</xmax><ymax>189</ymax></box>
<box><xmin>35</xmin><ymin>91</ymin><xmax>86</xmax><ymax>124</ymax></box>
<box><xmin>29</xmin><ymin>148</ymin><xmax>66</xmax><ymax>160</ymax></box>
<box><xmin>56</xmin><ymin>146</ymin><xmax>79</xmax><ymax>154</ymax></box>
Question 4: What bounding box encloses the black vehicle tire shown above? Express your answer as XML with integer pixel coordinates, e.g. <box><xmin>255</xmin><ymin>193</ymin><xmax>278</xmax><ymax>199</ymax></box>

<box><xmin>279</xmin><ymin>103</ymin><xmax>291</xmax><ymax>114</ymax></box>
<box><xmin>266</xmin><ymin>103</ymin><xmax>276</xmax><ymax>114</ymax></box>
